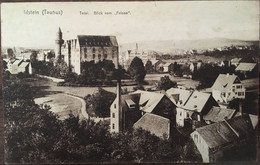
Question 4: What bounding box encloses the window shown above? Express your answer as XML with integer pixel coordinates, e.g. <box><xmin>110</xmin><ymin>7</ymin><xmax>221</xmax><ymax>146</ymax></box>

<box><xmin>112</xmin><ymin>113</ymin><xmax>115</xmax><ymax>118</ymax></box>
<box><xmin>112</xmin><ymin>124</ymin><xmax>115</xmax><ymax>129</ymax></box>
<box><xmin>194</xmin><ymin>134</ymin><xmax>198</xmax><ymax>143</ymax></box>
<box><xmin>93</xmin><ymin>54</ymin><xmax>95</xmax><ymax>59</ymax></box>
<box><xmin>98</xmin><ymin>54</ymin><xmax>101</xmax><ymax>60</ymax></box>
<box><xmin>114</xmin><ymin>104</ymin><xmax>116</xmax><ymax>109</ymax></box>
<box><xmin>238</xmin><ymin>92</ymin><xmax>244</xmax><ymax>96</ymax></box>
<box><xmin>112</xmin><ymin>50</ymin><xmax>115</xmax><ymax>59</ymax></box>
<box><xmin>104</xmin><ymin>54</ymin><xmax>107</xmax><ymax>59</ymax></box>
<box><xmin>237</xmin><ymin>85</ymin><xmax>241</xmax><ymax>89</ymax></box>
<box><xmin>93</xmin><ymin>47</ymin><xmax>96</xmax><ymax>53</ymax></box>
<box><xmin>84</xmin><ymin>48</ymin><xmax>87</xmax><ymax>58</ymax></box>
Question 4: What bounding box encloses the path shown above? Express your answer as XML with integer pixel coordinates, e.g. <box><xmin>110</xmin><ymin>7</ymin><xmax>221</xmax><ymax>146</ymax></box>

<box><xmin>62</xmin><ymin>93</ymin><xmax>89</xmax><ymax>120</ymax></box>
<box><xmin>63</xmin><ymin>93</ymin><xmax>109</xmax><ymax>123</ymax></box>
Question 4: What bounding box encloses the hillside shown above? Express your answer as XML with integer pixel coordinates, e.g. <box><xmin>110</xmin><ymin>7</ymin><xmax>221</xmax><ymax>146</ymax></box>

<box><xmin>119</xmin><ymin>38</ymin><xmax>258</xmax><ymax>53</ymax></box>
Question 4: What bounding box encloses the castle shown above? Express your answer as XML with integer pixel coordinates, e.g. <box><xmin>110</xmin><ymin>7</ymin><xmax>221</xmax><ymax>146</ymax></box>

<box><xmin>55</xmin><ymin>27</ymin><xmax>119</xmax><ymax>74</ymax></box>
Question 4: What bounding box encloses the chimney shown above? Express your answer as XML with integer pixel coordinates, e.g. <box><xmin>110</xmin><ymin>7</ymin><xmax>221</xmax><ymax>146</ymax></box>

<box><xmin>115</xmin><ymin>46</ymin><xmax>122</xmax><ymax>131</ymax></box>
<box><xmin>67</xmin><ymin>40</ymin><xmax>71</xmax><ymax>72</ymax></box>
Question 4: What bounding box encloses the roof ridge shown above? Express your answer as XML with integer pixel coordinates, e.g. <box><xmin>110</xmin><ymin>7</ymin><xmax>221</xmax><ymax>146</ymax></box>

<box><xmin>224</xmin><ymin>119</ymin><xmax>240</xmax><ymax>138</ymax></box>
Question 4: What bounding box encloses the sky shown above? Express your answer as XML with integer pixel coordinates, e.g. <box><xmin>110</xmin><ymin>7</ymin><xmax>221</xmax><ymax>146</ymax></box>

<box><xmin>1</xmin><ymin>1</ymin><xmax>259</xmax><ymax>48</ymax></box>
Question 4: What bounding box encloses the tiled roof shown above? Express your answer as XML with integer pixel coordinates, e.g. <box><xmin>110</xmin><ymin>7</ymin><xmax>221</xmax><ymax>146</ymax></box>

<box><xmin>18</xmin><ymin>62</ymin><xmax>29</xmax><ymax>68</ymax></box>
<box><xmin>193</xmin><ymin>115</ymin><xmax>253</xmax><ymax>149</ymax></box>
<box><xmin>133</xmin><ymin>113</ymin><xmax>170</xmax><ymax>139</ymax></box>
<box><xmin>133</xmin><ymin>90</ymin><xmax>165</xmax><ymax>113</ymax></box>
<box><xmin>235</xmin><ymin>63</ymin><xmax>257</xmax><ymax>72</ymax></box>
<box><xmin>166</xmin><ymin>88</ymin><xmax>192</xmax><ymax>105</ymax></box>
<box><xmin>211</xmin><ymin>74</ymin><xmax>240</xmax><ymax>92</ymax></box>
<box><xmin>77</xmin><ymin>35</ymin><xmax>118</xmax><ymax>47</ymax></box>
<box><xmin>117</xmin><ymin>90</ymin><xmax>165</xmax><ymax>113</ymax></box>
<box><xmin>13</xmin><ymin>59</ymin><xmax>23</xmax><ymax>65</ymax></box>
<box><xmin>203</xmin><ymin>106</ymin><xmax>236</xmax><ymax>123</ymax></box>
<box><xmin>231</xmin><ymin>58</ymin><xmax>242</xmax><ymax>63</ymax></box>
<box><xmin>182</xmin><ymin>91</ymin><xmax>212</xmax><ymax>113</ymax></box>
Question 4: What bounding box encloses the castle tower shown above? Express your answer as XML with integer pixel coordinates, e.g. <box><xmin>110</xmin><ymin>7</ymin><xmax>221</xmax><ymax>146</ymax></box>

<box><xmin>110</xmin><ymin>46</ymin><xmax>122</xmax><ymax>133</ymax></box>
<box><xmin>55</xmin><ymin>27</ymin><xmax>64</xmax><ymax>61</ymax></box>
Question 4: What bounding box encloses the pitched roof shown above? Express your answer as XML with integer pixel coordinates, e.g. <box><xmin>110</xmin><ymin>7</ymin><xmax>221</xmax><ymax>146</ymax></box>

<box><xmin>13</xmin><ymin>59</ymin><xmax>23</xmax><ymax>66</ymax></box>
<box><xmin>77</xmin><ymin>35</ymin><xmax>118</xmax><ymax>47</ymax></box>
<box><xmin>203</xmin><ymin>106</ymin><xmax>236</xmax><ymax>123</ymax></box>
<box><xmin>211</xmin><ymin>74</ymin><xmax>240</xmax><ymax>92</ymax></box>
<box><xmin>116</xmin><ymin>90</ymin><xmax>166</xmax><ymax>113</ymax></box>
<box><xmin>182</xmin><ymin>91</ymin><xmax>212</xmax><ymax>113</ymax></box>
<box><xmin>133</xmin><ymin>113</ymin><xmax>170</xmax><ymax>139</ymax></box>
<box><xmin>231</xmin><ymin>58</ymin><xmax>242</xmax><ymax>63</ymax></box>
<box><xmin>249</xmin><ymin>114</ymin><xmax>258</xmax><ymax>129</ymax></box>
<box><xmin>163</xmin><ymin>63</ymin><xmax>172</xmax><ymax>67</ymax></box>
<box><xmin>120</xmin><ymin>93</ymin><xmax>141</xmax><ymax>112</ymax></box>
<box><xmin>133</xmin><ymin>90</ymin><xmax>165</xmax><ymax>113</ymax></box>
<box><xmin>166</xmin><ymin>88</ymin><xmax>192</xmax><ymax>105</ymax></box>
<box><xmin>18</xmin><ymin>62</ymin><xmax>29</xmax><ymax>68</ymax></box>
<box><xmin>150</xmin><ymin>59</ymin><xmax>159</xmax><ymax>65</ymax></box>
<box><xmin>193</xmin><ymin>115</ymin><xmax>253</xmax><ymax>149</ymax></box>
<box><xmin>235</xmin><ymin>63</ymin><xmax>257</xmax><ymax>72</ymax></box>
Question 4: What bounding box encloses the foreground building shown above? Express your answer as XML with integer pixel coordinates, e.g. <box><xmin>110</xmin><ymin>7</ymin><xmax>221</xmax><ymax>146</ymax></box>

<box><xmin>55</xmin><ymin>27</ymin><xmax>118</xmax><ymax>74</ymax></box>
<box><xmin>191</xmin><ymin>115</ymin><xmax>254</xmax><ymax>162</ymax></box>
<box><xmin>110</xmin><ymin>90</ymin><xmax>176</xmax><ymax>133</ymax></box>
<box><xmin>166</xmin><ymin>88</ymin><xmax>218</xmax><ymax>127</ymax></box>
<box><xmin>133</xmin><ymin>113</ymin><xmax>171</xmax><ymax>139</ymax></box>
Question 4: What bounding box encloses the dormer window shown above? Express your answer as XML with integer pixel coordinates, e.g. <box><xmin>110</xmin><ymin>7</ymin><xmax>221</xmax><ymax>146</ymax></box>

<box><xmin>194</xmin><ymin>105</ymin><xmax>197</xmax><ymax>108</ymax></box>
<box><xmin>194</xmin><ymin>95</ymin><xmax>197</xmax><ymax>98</ymax></box>
<box><xmin>140</xmin><ymin>99</ymin><xmax>149</xmax><ymax>107</ymax></box>
<box><xmin>125</xmin><ymin>99</ymin><xmax>136</xmax><ymax>108</ymax></box>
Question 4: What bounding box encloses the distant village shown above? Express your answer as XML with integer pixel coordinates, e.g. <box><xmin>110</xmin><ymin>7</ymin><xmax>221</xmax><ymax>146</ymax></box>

<box><xmin>2</xmin><ymin>28</ymin><xmax>259</xmax><ymax>163</ymax></box>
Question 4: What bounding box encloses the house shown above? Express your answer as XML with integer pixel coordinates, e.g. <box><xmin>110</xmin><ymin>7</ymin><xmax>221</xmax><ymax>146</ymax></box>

<box><xmin>211</xmin><ymin>74</ymin><xmax>245</xmax><ymax>103</ymax></box>
<box><xmin>230</xmin><ymin>58</ymin><xmax>242</xmax><ymax>67</ymax></box>
<box><xmin>203</xmin><ymin>106</ymin><xmax>236</xmax><ymax>124</ymax></box>
<box><xmin>189</xmin><ymin>61</ymin><xmax>202</xmax><ymax>72</ymax></box>
<box><xmin>56</xmin><ymin>28</ymin><xmax>119</xmax><ymax>74</ymax></box>
<box><xmin>110</xmin><ymin>90</ymin><xmax>176</xmax><ymax>133</ymax></box>
<box><xmin>191</xmin><ymin>115</ymin><xmax>254</xmax><ymax>162</ymax></box>
<box><xmin>218</xmin><ymin>60</ymin><xmax>230</xmax><ymax>67</ymax></box>
<box><xmin>166</xmin><ymin>88</ymin><xmax>219</xmax><ymax>127</ymax></box>
<box><xmin>235</xmin><ymin>63</ymin><xmax>258</xmax><ymax>78</ymax></box>
<box><xmin>17</xmin><ymin>62</ymin><xmax>31</xmax><ymax>74</ymax></box>
<box><xmin>158</xmin><ymin>62</ymin><xmax>173</xmax><ymax>72</ymax></box>
<box><xmin>133</xmin><ymin>113</ymin><xmax>171</xmax><ymax>139</ymax></box>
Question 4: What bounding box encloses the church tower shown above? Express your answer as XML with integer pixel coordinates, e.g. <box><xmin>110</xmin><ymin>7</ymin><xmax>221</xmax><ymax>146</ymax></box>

<box><xmin>55</xmin><ymin>27</ymin><xmax>64</xmax><ymax>61</ymax></box>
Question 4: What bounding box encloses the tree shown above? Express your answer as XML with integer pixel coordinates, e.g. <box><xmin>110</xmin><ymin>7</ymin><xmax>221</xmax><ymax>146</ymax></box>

<box><xmin>145</xmin><ymin>60</ymin><xmax>153</xmax><ymax>73</ymax></box>
<box><xmin>157</xmin><ymin>76</ymin><xmax>177</xmax><ymax>91</ymax></box>
<box><xmin>84</xmin><ymin>88</ymin><xmax>116</xmax><ymax>117</ymax></box>
<box><xmin>127</xmin><ymin>57</ymin><xmax>146</xmax><ymax>85</ymax></box>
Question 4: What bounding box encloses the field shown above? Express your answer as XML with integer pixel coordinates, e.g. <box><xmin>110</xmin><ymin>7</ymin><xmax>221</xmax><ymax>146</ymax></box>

<box><xmin>145</xmin><ymin>73</ymin><xmax>199</xmax><ymax>89</ymax></box>
<box><xmin>26</xmin><ymin>73</ymin><xmax>199</xmax><ymax>119</ymax></box>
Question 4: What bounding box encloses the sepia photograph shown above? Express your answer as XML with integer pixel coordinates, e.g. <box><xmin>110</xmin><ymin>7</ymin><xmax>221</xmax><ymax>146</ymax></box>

<box><xmin>1</xmin><ymin>1</ymin><xmax>259</xmax><ymax>164</ymax></box>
